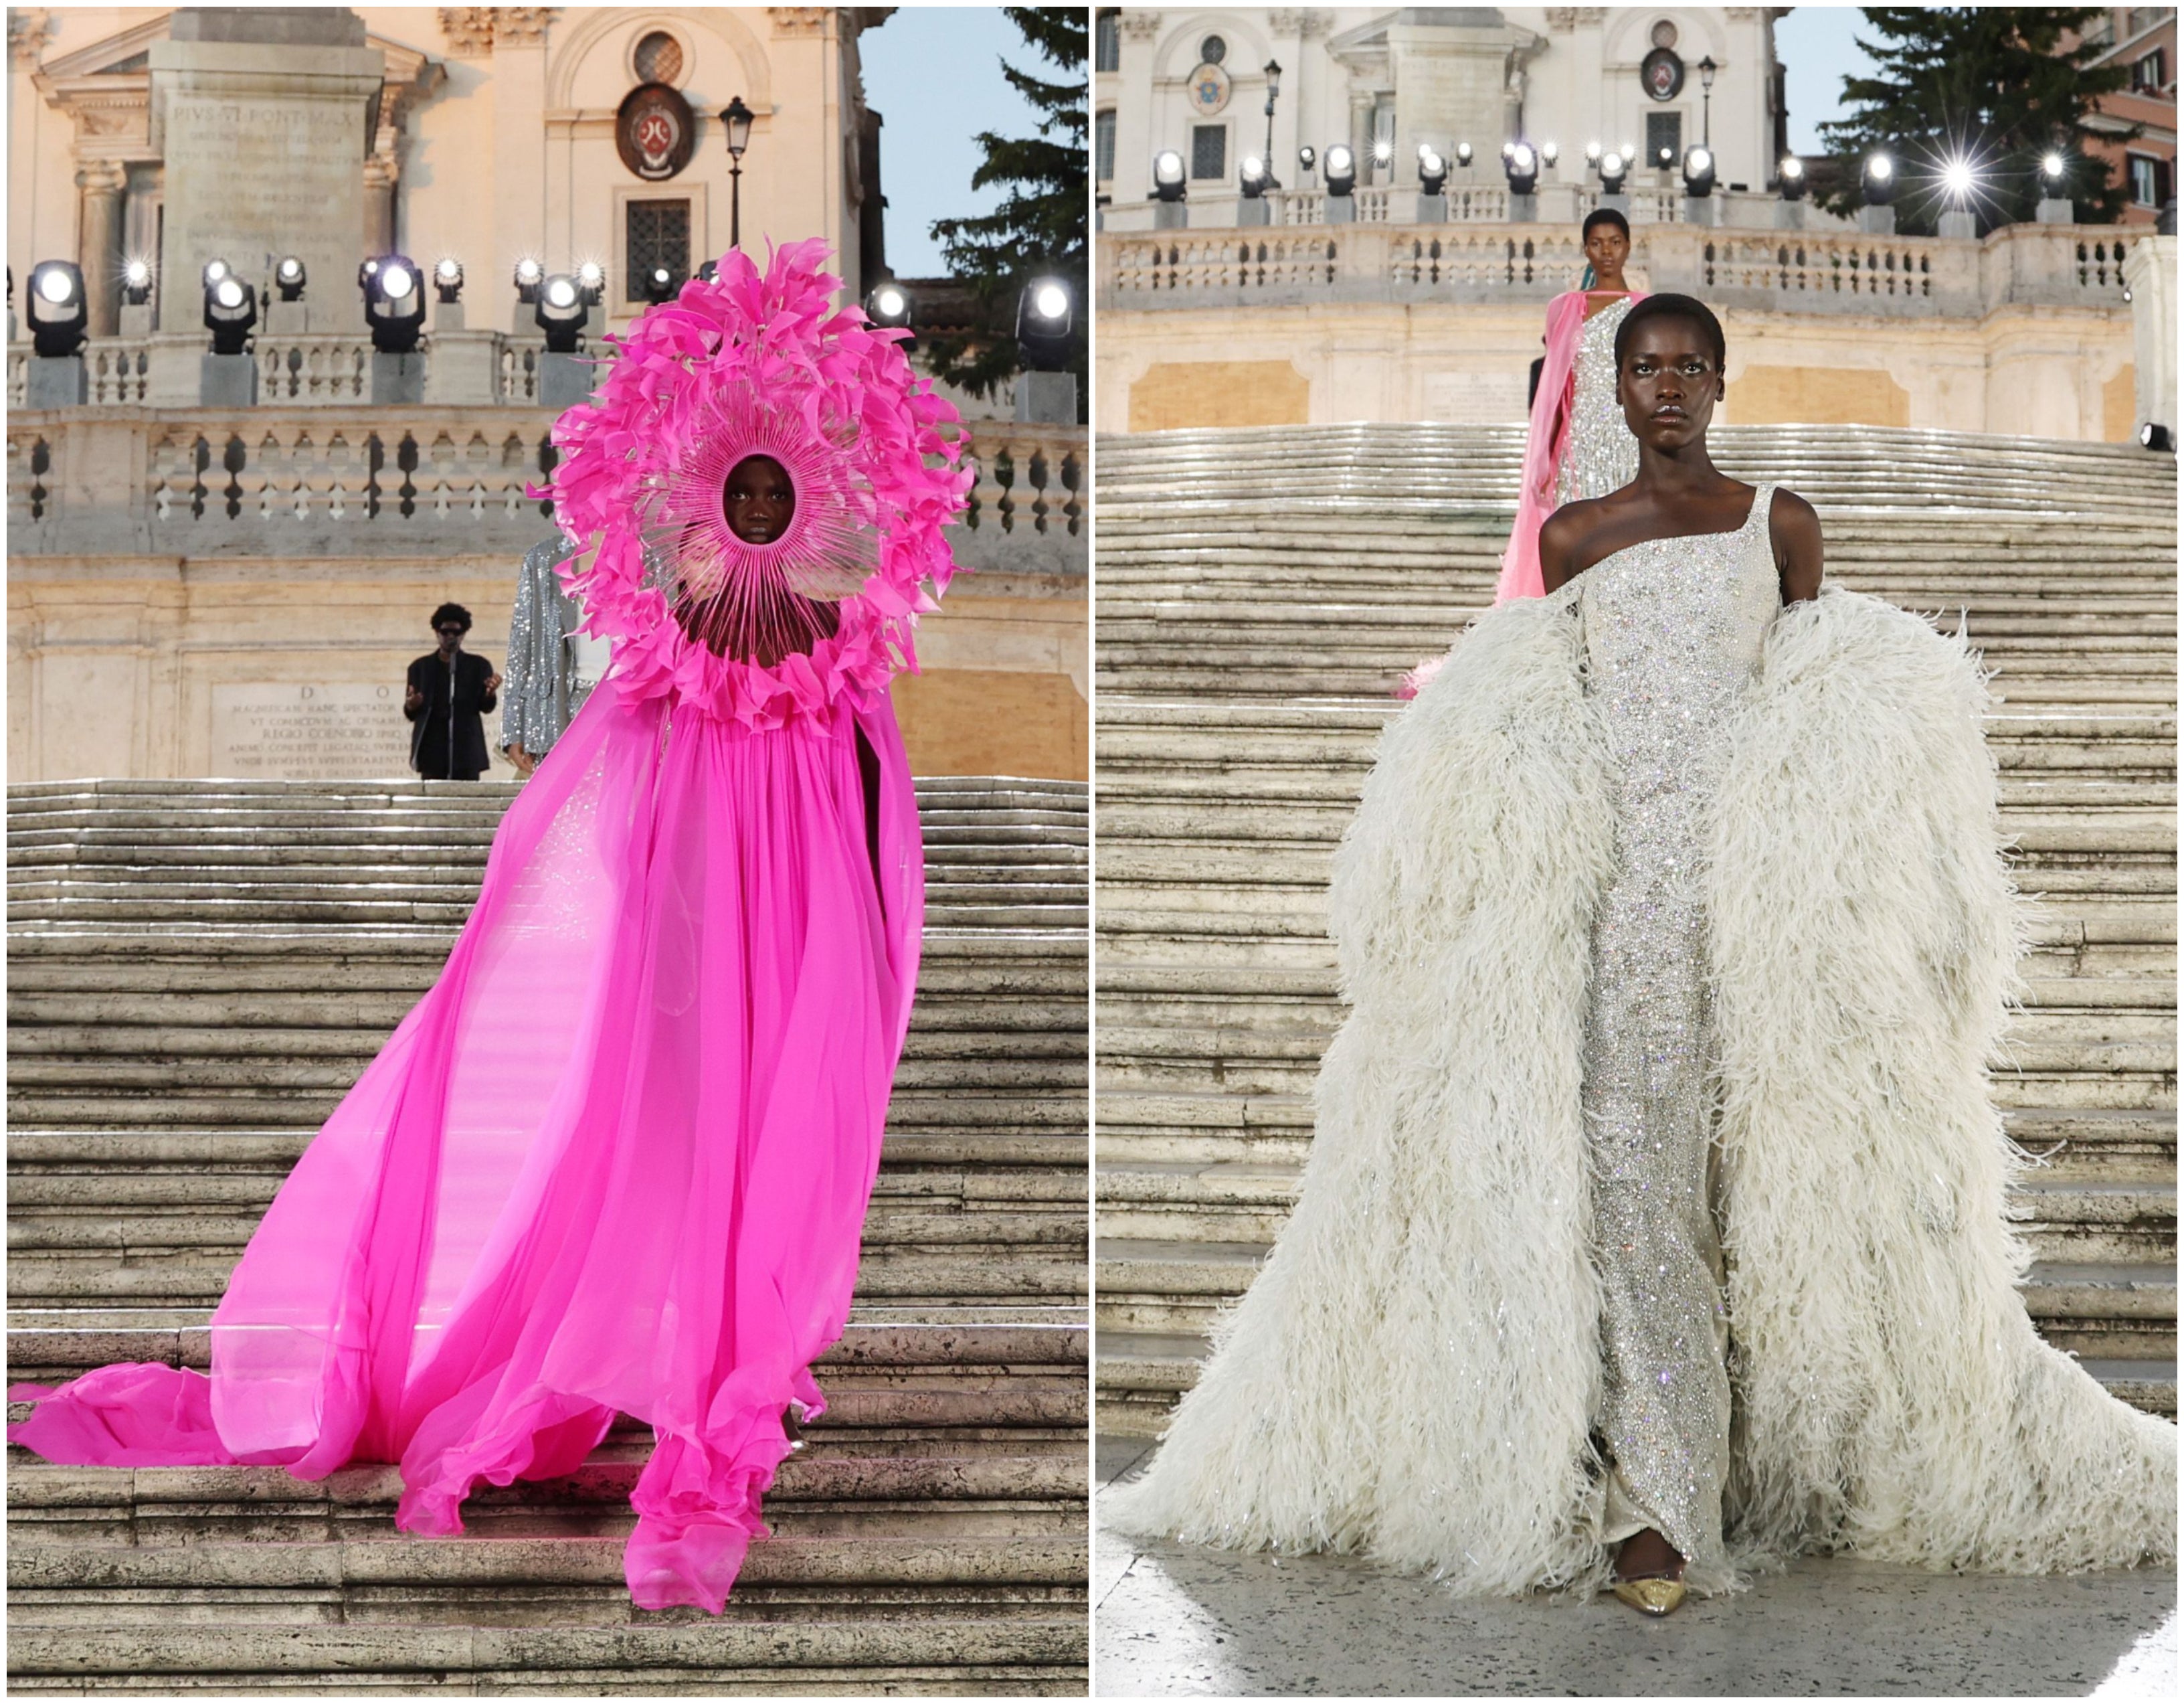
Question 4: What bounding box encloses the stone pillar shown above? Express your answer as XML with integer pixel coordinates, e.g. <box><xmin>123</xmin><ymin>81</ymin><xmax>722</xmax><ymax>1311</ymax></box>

<box><xmin>149</xmin><ymin>7</ymin><xmax>385</xmax><ymax>336</ymax></box>
<box><xmin>75</xmin><ymin>162</ymin><xmax>128</xmax><ymax>337</ymax></box>
<box><xmin>492</xmin><ymin>11</ymin><xmax>554</xmax><ymax>338</ymax></box>
<box><xmin>2124</xmin><ymin>235</ymin><xmax>2177</xmax><ymax>439</ymax></box>
<box><xmin>362</xmin><ymin>153</ymin><xmax>396</xmax><ymax>257</ymax></box>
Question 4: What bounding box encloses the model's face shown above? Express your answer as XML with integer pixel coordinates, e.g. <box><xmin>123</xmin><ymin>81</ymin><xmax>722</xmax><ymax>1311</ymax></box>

<box><xmin>1618</xmin><ymin>317</ymin><xmax>1724</xmax><ymax>449</ymax></box>
<box><xmin>723</xmin><ymin>454</ymin><xmax>796</xmax><ymax>545</ymax></box>
<box><xmin>1584</xmin><ymin>225</ymin><xmax>1630</xmax><ymax>276</ymax></box>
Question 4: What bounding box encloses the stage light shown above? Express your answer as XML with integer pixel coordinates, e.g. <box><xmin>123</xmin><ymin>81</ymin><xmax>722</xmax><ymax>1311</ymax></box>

<box><xmin>1240</xmin><ymin>155</ymin><xmax>1270</xmax><ymax>197</ymax></box>
<box><xmin>434</xmin><ymin>258</ymin><xmax>464</xmax><ymax>303</ymax></box>
<box><xmin>1682</xmin><ymin>145</ymin><xmax>1716</xmax><ymax>195</ymax></box>
<box><xmin>1599</xmin><ymin>151</ymin><xmax>1629</xmax><ymax>194</ymax></box>
<box><xmin>202</xmin><ymin>257</ymin><xmax>230</xmax><ymax>289</ymax></box>
<box><xmin>1657</xmin><ymin>145</ymin><xmax>1675</xmax><ymax>169</ymax></box>
<box><xmin>1372</xmin><ymin>137</ymin><xmax>1393</xmax><ymax>168</ymax></box>
<box><xmin>575</xmin><ymin>261</ymin><xmax>605</xmax><ymax>306</ymax></box>
<box><xmin>638</xmin><ymin>264</ymin><xmax>678</xmax><ymax>305</ymax></box>
<box><xmin>1016</xmin><ymin>275</ymin><xmax>1075</xmax><ymax>371</ymax></box>
<box><xmin>1541</xmin><ymin>141</ymin><xmax>1559</xmax><ymax>167</ymax></box>
<box><xmin>1585</xmin><ymin>140</ymin><xmax>1601</xmax><ymax>165</ymax></box>
<box><xmin>1323</xmin><ymin>143</ymin><xmax>1356</xmax><ymax>196</ymax></box>
<box><xmin>122</xmin><ymin>258</ymin><xmax>154</xmax><ymax>307</ymax></box>
<box><xmin>1622</xmin><ymin>141</ymin><xmax>1637</xmax><ymax>166</ymax></box>
<box><xmin>2138</xmin><ymin>422</ymin><xmax>2173</xmax><ymax>452</ymax></box>
<box><xmin>535</xmin><ymin>273</ymin><xmax>588</xmax><ymax>353</ymax></box>
<box><xmin>697</xmin><ymin>260</ymin><xmax>719</xmax><ymax>283</ymax></box>
<box><xmin>273</xmin><ymin>256</ymin><xmax>306</xmax><ymax>301</ymax></box>
<box><xmin>1418</xmin><ymin>147</ymin><xmax>1447</xmax><ymax>194</ymax></box>
<box><xmin>1862</xmin><ymin>152</ymin><xmax>1896</xmax><ymax>205</ymax></box>
<box><xmin>1942</xmin><ymin>158</ymin><xmax>1976</xmax><ymax>202</ymax></box>
<box><xmin>1153</xmin><ymin>149</ymin><xmax>1186</xmax><ymax>201</ymax></box>
<box><xmin>513</xmin><ymin>256</ymin><xmax>544</xmax><ymax>305</ymax></box>
<box><xmin>26</xmin><ymin>260</ymin><xmax>87</xmax><ymax>357</ymax></box>
<box><xmin>864</xmin><ymin>280</ymin><xmax>911</xmax><ymax>329</ymax></box>
<box><xmin>1779</xmin><ymin>155</ymin><xmax>1807</xmax><ymax>200</ymax></box>
<box><xmin>361</xmin><ymin>251</ymin><xmax>425</xmax><ymax>355</ymax></box>
<box><xmin>203</xmin><ymin>270</ymin><xmax>257</xmax><ymax>356</ymax></box>
<box><xmin>1505</xmin><ymin>143</ymin><xmax>1538</xmax><ymax>195</ymax></box>
<box><xmin>2041</xmin><ymin>152</ymin><xmax>2067</xmax><ymax>186</ymax></box>
<box><xmin>1456</xmin><ymin>141</ymin><xmax>1473</xmax><ymax>167</ymax></box>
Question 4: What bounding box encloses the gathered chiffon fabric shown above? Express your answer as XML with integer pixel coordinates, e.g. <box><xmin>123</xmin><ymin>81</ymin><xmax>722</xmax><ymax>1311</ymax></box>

<box><xmin>10</xmin><ymin>674</ymin><xmax>923</xmax><ymax>1614</ymax></box>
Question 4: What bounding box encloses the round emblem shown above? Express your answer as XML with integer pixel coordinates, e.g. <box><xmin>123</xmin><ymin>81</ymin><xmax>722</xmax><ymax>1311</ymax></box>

<box><xmin>1188</xmin><ymin>60</ymin><xmax>1231</xmax><ymax>116</ymax></box>
<box><xmin>617</xmin><ymin>82</ymin><xmax>696</xmax><ymax>181</ymax></box>
<box><xmin>1641</xmin><ymin>46</ymin><xmax>1685</xmax><ymax>102</ymax></box>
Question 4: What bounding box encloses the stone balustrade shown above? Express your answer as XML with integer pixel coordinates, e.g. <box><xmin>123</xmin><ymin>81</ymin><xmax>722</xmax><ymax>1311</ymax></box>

<box><xmin>1100</xmin><ymin>219</ymin><xmax>2147</xmax><ymax>317</ymax></box>
<box><xmin>1104</xmin><ymin>183</ymin><xmax>1770</xmax><ymax>234</ymax></box>
<box><xmin>5</xmin><ymin>405</ymin><xmax>1087</xmax><ymax>574</ymax></box>
<box><xmin>7</xmin><ymin>331</ymin><xmax>562</xmax><ymax>410</ymax></box>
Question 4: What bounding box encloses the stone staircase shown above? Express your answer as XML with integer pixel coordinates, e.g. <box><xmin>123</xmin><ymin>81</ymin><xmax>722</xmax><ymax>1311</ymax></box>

<box><xmin>6</xmin><ymin>776</ymin><xmax>1089</xmax><ymax>1694</ymax></box>
<box><xmin>1094</xmin><ymin>422</ymin><xmax>2177</xmax><ymax>1438</ymax></box>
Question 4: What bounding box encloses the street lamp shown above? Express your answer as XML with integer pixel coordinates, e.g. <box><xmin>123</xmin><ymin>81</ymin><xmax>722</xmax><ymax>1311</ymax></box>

<box><xmin>1261</xmin><ymin>60</ymin><xmax>1282</xmax><ymax>189</ymax></box>
<box><xmin>721</xmin><ymin>95</ymin><xmax>755</xmax><ymax>248</ymax></box>
<box><xmin>1699</xmin><ymin>55</ymin><xmax>1717</xmax><ymax>146</ymax></box>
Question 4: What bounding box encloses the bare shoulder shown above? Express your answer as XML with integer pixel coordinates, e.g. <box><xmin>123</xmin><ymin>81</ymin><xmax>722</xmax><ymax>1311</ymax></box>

<box><xmin>1538</xmin><ymin>497</ymin><xmax>1602</xmax><ymax>591</ymax></box>
<box><xmin>1767</xmin><ymin>485</ymin><xmax>1820</xmax><ymax>539</ymax></box>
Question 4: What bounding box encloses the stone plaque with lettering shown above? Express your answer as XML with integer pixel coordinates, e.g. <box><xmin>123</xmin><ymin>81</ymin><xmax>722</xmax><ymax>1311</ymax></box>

<box><xmin>1423</xmin><ymin>369</ymin><xmax>1530</xmax><ymax>424</ymax></box>
<box><xmin>212</xmin><ymin>682</ymin><xmax>416</xmax><ymax>778</ymax></box>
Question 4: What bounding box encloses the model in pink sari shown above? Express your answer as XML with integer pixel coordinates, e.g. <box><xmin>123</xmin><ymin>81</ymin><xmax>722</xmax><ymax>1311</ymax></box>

<box><xmin>9</xmin><ymin>242</ymin><xmax>970</xmax><ymax>1615</ymax></box>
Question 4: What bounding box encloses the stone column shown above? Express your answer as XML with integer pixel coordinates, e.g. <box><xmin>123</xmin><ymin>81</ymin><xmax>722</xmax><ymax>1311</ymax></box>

<box><xmin>76</xmin><ymin>161</ymin><xmax>128</xmax><ymax>337</ymax></box>
<box><xmin>362</xmin><ymin>153</ymin><xmax>396</xmax><ymax>257</ymax></box>
<box><xmin>492</xmin><ymin>11</ymin><xmax>555</xmax><ymax>338</ymax></box>
<box><xmin>2125</xmin><ymin>235</ymin><xmax>2177</xmax><ymax>438</ymax></box>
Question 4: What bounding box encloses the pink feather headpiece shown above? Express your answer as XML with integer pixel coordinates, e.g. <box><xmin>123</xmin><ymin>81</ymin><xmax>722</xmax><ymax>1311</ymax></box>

<box><xmin>543</xmin><ymin>239</ymin><xmax>969</xmax><ymax>728</ymax></box>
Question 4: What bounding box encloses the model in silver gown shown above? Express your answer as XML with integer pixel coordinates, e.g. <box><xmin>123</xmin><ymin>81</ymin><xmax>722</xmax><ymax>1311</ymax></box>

<box><xmin>501</xmin><ymin>537</ymin><xmax>609</xmax><ymax>766</ymax></box>
<box><xmin>1578</xmin><ymin>484</ymin><xmax>1782</xmax><ymax>1579</ymax></box>
<box><xmin>1556</xmin><ymin>296</ymin><xmax>1641</xmax><ymax>506</ymax></box>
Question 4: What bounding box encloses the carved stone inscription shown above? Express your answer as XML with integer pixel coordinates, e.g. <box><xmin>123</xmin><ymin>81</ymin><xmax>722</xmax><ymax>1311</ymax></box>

<box><xmin>212</xmin><ymin>682</ymin><xmax>414</xmax><ymax>778</ymax></box>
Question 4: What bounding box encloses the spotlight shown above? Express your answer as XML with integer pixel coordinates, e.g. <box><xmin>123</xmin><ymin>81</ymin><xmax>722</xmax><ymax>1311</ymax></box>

<box><xmin>535</xmin><ymin>272</ymin><xmax>588</xmax><ymax>353</ymax></box>
<box><xmin>864</xmin><ymin>280</ymin><xmax>911</xmax><ymax>331</ymax></box>
<box><xmin>1323</xmin><ymin>143</ymin><xmax>1356</xmax><ymax>196</ymax></box>
<box><xmin>1016</xmin><ymin>275</ymin><xmax>1075</xmax><ymax>372</ymax></box>
<box><xmin>575</xmin><ymin>261</ymin><xmax>605</xmax><ymax>306</ymax></box>
<box><xmin>203</xmin><ymin>270</ymin><xmax>257</xmax><ymax>356</ymax></box>
<box><xmin>513</xmin><ymin>256</ymin><xmax>544</xmax><ymax>305</ymax></box>
<box><xmin>1657</xmin><ymin>145</ymin><xmax>1675</xmax><ymax>170</ymax></box>
<box><xmin>1941</xmin><ymin>158</ymin><xmax>1975</xmax><ymax>203</ymax></box>
<box><xmin>1505</xmin><ymin>142</ymin><xmax>1538</xmax><ymax>195</ymax></box>
<box><xmin>202</xmin><ymin>257</ymin><xmax>230</xmax><ymax>289</ymax></box>
<box><xmin>1153</xmin><ymin>149</ymin><xmax>1186</xmax><ymax>201</ymax></box>
<box><xmin>2041</xmin><ymin>151</ymin><xmax>2067</xmax><ymax>186</ymax></box>
<box><xmin>1861</xmin><ymin>152</ymin><xmax>1896</xmax><ymax>205</ymax></box>
<box><xmin>1622</xmin><ymin>142</ymin><xmax>1637</xmax><ymax>164</ymax></box>
<box><xmin>274</xmin><ymin>256</ymin><xmax>306</xmax><ymax>301</ymax></box>
<box><xmin>638</xmin><ymin>264</ymin><xmax>680</xmax><ymax>305</ymax></box>
<box><xmin>697</xmin><ymin>259</ymin><xmax>719</xmax><ymax>283</ymax></box>
<box><xmin>361</xmin><ymin>251</ymin><xmax>425</xmax><ymax>355</ymax></box>
<box><xmin>26</xmin><ymin>260</ymin><xmax>87</xmax><ymax>358</ymax></box>
<box><xmin>122</xmin><ymin>258</ymin><xmax>154</xmax><ymax>307</ymax></box>
<box><xmin>1779</xmin><ymin>155</ymin><xmax>1807</xmax><ymax>200</ymax></box>
<box><xmin>1298</xmin><ymin>145</ymin><xmax>1317</xmax><ymax>175</ymax></box>
<box><xmin>1456</xmin><ymin>141</ymin><xmax>1473</xmax><ymax>167</ymax></box>
<box><xmin>1372</xmin><ymin>137</ymin><xmax>1393</xmax><ymax>168</ymax></box>
<box><xmin>1418</xmin><ymin>146</ymin><xmax>1447</xmax><ymax>194</ymax></box>
<box><xmin>1584</xmin><ymin>139</ymin><xmax>1601</xmax><ymax>165</ymax></box>
<box><xmin>1599</xmin><ymin>151</ymin><xmax>1629</xmax><ymax>194</ymax></box>
<box><xmin>1682</xmin><ymin>145</ymin><xmax>1716</xmax><ymax>195</ymax></box>
<box><xmin>1541</xmin><ymin>141</ymin><xmax>1559</xmax><ymax>168</ymax></box>
<box><xmin>1240</xmin><ymin>155</ymin><xmax>1270</xmax><ymax>197</ymax></box>
<box><xmin>2138</xmin><ymin>422</ymin><xmax>2173</xmax><ymax>452</ymax></box>
<box><xmin>433</xmin><ymin>258</ymin><xmax>464</xmax><ymax>303</ymax></box>
<box><xmin>1502</xmin><ymin>140</ymin><xmax>1515</xmax><ymax>159</ymax></box>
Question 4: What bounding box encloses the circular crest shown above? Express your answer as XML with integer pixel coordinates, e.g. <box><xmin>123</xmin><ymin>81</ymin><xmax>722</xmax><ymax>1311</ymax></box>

<box><xmin>618</xmin><ymin>82</ymin><xmax>696</xmax><ymax>181</ymax></box>
<box><xmin>1189</xmin><ymin>60</ymin><xmax>1231</xmax><ymax>115</ymax></box>
<box><xmin>1641</xmin><ymin>46</ymin><xmax>1684</xmax><ymax>102</ymax></box>
<box><xmin>542</xmin><ymin>240</ymin><xmax>969</xmax><ymax>729</ymax></box>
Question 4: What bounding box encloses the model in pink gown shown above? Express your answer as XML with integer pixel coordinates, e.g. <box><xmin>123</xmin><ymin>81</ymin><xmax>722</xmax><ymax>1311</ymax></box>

<box><xmin>9</xmin><ymin>241</ymin><xmax>970</xmax><ymax>1615</ymax></box>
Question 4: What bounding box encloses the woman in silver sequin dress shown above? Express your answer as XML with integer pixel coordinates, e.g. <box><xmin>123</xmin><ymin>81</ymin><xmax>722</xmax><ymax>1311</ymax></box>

<box><xmin>1537</xmin><ymin>293</ymin><xmax>1824</xmax><ymax>1612</ymax></box>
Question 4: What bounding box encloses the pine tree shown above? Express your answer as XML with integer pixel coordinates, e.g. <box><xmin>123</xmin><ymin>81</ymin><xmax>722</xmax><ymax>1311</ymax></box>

<box><xmin>921</xmin><ymin>7</ymin><xmax>1087</xmax><ymax>406</ymax></box>
<box><xmin>1815</xmin><ymin>7</ymin><xmax>2136</xmax><ymax>234</ymax></box>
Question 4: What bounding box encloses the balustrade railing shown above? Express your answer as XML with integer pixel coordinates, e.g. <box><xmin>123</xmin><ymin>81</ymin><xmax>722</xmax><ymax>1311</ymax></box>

<box><xmin>954</xmin><ymin>423</ymin><xmax>1085</xmax><ymax>543</ymax></box>
<box><xmin>256</xmin><ymin>335</ymin><xmax>372</xmax><ymax>404</ymax></box>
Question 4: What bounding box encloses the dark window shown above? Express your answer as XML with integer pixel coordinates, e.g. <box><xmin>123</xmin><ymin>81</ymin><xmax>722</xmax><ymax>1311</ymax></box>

<box><xmin>634</xmin><ymin>30</ymin><xmax>682</xmax><ymax>84</ymax></box>
<box><xmin>2132</xmin><ymin>48</ymin><xmax>2167</xmax><ymax>92</ymax></box>
<box><xmin>1190</xmin><ymin>124</ymin><xmax>1226</xmax><ymax>181</ymax></box>
<box><xmin>1096</xmin><ymin>109</ymin><xmax>1116</xmax><ymax>183</ymax></box>
<box><xmin>1645</xmin><ymin>109</ymin><xmax>1682</xmax><ymax>169</ymax></box>
<box><xmin>1200</xmin><ymin>33</ymin><xmax>1226</xmax><ymax>65</ymax></box>
<box><xmin>2127</xmin><ymin>153</ymin><xmax>2171</xmax><ymax>206</ymax></box>
<box><xmin>1095</xmin><ymin>10</ymin><xmax>1119</xmax><ymax>72</ymax></box>
<box><xmin>627</xmin><ymin>199</ymin><xmax>691</xmax><ymax>296</ymax></box>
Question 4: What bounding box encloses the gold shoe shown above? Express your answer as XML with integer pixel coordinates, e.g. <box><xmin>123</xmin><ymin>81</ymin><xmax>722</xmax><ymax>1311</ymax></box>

<box><xmin>1611</xmin><ymin>1576</ymin><xmax>1688</xmax><ymax>1617</ymax></box>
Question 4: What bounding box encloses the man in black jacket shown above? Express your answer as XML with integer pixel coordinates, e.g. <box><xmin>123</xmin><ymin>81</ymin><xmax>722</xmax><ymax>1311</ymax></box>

<box><xmin>405</xmin><ymin>603</ymin><xmax>502</xmax><ymax>781</ymax></box>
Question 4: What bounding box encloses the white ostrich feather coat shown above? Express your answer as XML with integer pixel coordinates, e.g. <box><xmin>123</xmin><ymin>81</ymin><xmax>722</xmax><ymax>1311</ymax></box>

<box><xmin>1107</xmin><ymin>586</ymin><xmax>2175</xmax><ymax>1594</ymax></box>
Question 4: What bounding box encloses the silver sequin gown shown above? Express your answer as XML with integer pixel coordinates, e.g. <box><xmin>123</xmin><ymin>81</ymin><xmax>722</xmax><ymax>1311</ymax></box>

<box><xmin>1556</xmin><ymin>296</ymin><xmax>1641</xmax><ymax>507</ymax></box>
<box><xmin>1577</xmin><ymin>484</ymin><xmax>1781</xmax><ymax>1579</ymax></box>
<box><xmin>502</xmin><ymin>538</ymin><xmax>608</xmax><ymax>763</ymax></box>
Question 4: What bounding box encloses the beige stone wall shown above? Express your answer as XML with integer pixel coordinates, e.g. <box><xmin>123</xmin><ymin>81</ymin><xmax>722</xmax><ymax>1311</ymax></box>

<box><xmin>1099</xmin><ymin>301</ymin><xmax>2140</xmax><ymax>440</ymax></box>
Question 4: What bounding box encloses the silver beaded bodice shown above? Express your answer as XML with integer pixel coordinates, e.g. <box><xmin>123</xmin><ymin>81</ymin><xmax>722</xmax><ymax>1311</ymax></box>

<box><xmin>1556</xmin><ymin>296</ymin><xmax>1641</xmax><ymax>507</ymax></box>
<box><xmin>1576</xmin><ymin>486</ymin><xmax>1781</xmax><ymax>1576</ymax></box>
<box><xmin>501</xmin><ymin>537</ymin><xmax>588</xmax><ymax>760</ymax></box>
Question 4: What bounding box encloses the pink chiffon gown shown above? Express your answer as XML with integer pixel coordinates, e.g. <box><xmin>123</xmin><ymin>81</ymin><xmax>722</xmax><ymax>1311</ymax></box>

<box><xmin>9</xmin><ymin>668</ymin><xmax>925</xmax><ymax>1613</ymax></box>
